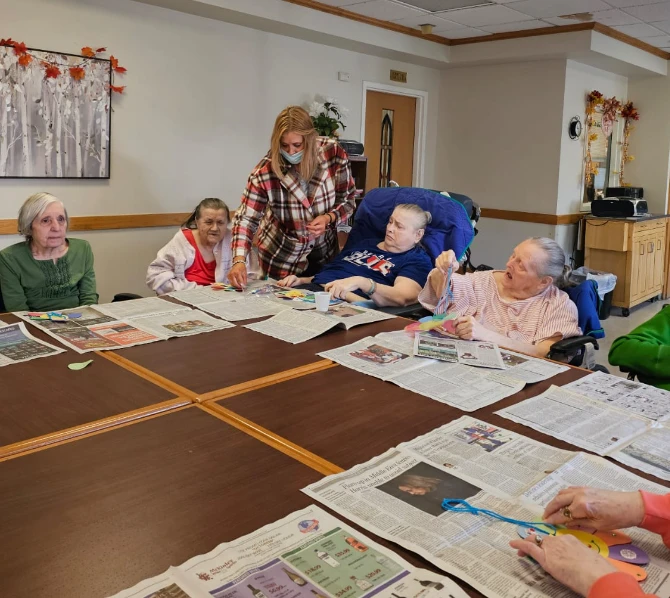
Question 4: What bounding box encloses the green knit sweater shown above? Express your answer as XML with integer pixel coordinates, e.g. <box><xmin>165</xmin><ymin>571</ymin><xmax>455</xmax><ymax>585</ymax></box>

<box><xmin>0</xmin><ymin>238</ymin><xmax>98</xmax><ymax>312</ymax></box>
<box><xmin>608</xmin><ymin>305</ymin><xmax>670</xmax><ymax>391</ymax></box>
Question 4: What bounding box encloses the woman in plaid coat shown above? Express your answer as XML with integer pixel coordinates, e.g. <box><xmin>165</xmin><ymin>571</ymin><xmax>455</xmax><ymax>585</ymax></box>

<box><xmin>228</xmin><ymin>106</ymin><xmax>357</xmax><ymax>286</ymax></box>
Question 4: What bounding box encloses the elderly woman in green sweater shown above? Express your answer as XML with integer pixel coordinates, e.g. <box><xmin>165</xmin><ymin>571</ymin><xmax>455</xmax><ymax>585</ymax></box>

<box><xmin>0</xmin><ymin>192</ymin><xmax>98</xmax><ymax>312</ymax></box>
<box><xmin>608</xmin><ymin>304</ymin><xmax>670</xmax><ymax>390</ymax></box>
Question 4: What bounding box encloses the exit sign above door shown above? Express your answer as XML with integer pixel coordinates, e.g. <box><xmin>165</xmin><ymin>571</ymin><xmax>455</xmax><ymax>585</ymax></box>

<box><xmin>390</xmin><ymin>70</ymin><xmax>407</xmax><ymax>83</ymax></box>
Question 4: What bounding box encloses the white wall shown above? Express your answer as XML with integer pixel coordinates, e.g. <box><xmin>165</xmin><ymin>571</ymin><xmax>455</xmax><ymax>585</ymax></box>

<box><xmin>626</xmin><ymin>75</ymin><xmax>670</xmax><ymax>214</ymax></box>
<box><xmin>2</xmin><ymin>0</ymin><xmax>441</xmax><ymax>301</ymax></box>
<box><xmin>557</xmin><ymin>60</ymin><xmax>628</xmax><ymax>215</ymax></box>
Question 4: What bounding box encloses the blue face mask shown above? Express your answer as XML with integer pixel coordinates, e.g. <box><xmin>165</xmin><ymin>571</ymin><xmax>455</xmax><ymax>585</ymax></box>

<box><xmin>281</xmin><ymin>149</ymin><xmax>304</xmax><ymax>165</ymax></box>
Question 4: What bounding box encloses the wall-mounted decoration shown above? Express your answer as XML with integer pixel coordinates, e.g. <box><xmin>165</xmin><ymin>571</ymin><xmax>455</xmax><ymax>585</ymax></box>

<box><xmin>619</xmin><ymin>101</ymin><xmax>640</xmax><ymax>187</ymax></box>
<box><xmin>0</xmin><ymin>39</ymin><xmax>126</xmax><ymax>179</ymax></box>
<box><xmin>568</xmin><ymin>116</ymin><xmax>582</xmax><ymax>140</ymax></box>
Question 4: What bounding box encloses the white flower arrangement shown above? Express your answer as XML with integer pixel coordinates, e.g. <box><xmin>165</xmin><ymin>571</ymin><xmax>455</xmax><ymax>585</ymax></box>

<box><xmin>308</xmin><ymin>96</ymin><xmax>348</xmax><ymax>137</ymax></box>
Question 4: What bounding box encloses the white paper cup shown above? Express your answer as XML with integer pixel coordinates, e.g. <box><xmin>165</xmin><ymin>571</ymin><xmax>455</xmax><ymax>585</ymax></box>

<box><xmin>314</xmin><ymin>291</ymin><xmax>331</xmax><ymax>312</ymax></box>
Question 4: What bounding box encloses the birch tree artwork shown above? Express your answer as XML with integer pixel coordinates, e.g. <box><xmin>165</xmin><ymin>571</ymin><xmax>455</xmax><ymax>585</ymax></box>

<box><xmin>0</xmin><ymin>40</ymin><xmax>125</xmax><ymax>178</ymax></box>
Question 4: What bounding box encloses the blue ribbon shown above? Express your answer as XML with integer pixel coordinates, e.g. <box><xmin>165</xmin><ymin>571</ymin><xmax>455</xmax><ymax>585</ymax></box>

<box><xmin>441</xmin><ymin>499</ymin><xmax>557</xmax><ymax>533</ymax></box>
<box><xmin>435</xmin><ymin>266</ymin><xmax>454</xmax><ymax>315</ymax></box>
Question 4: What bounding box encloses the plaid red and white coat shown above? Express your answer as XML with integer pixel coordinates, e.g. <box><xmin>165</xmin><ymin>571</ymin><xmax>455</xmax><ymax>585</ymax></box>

<box><xmin>231</xmin><ymin>137</ymin><xmax>357</xmax><ymax>279</ymax></box>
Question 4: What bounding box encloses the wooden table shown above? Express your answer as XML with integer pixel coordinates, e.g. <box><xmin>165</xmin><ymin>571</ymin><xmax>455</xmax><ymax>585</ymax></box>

<box><xmin>214</xmin><ymin>365</ymin><xmax>590</xmax><ymax>471</ymax></box>
<box><xmin>0</xmin><ymin>407</ymin><xmax>326</xmax><ymax>598</ymax></box>
<box><xmin>113</xmin><ymin>318</ymin><xmax>405</xmax><ymax>396</ymax></box>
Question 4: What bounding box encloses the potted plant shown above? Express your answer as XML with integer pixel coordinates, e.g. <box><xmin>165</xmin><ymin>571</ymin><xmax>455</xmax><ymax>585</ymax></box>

<box><xmin>308</xmin><ymin>97</ymin><xmax>348</xmax><ymax>137</ymax></box>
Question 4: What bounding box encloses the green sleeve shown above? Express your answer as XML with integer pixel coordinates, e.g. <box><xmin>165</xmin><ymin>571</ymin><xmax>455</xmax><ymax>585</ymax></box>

<box><xmin>77</xmin><ymin>242</ymin><xmax>99</xmax><ymax>306</ymax></box>
<box><xmin>609</xmin><ymin>307</ymin><xmax>670</xmax><ymax>379</ymax></box>
<box><xmin>0</xmin><ymin>252</ymin><xmax>29</xmax><ymax>312</ymax></box>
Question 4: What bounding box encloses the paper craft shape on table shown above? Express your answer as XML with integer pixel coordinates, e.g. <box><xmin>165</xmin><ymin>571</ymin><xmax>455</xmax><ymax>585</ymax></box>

<box><xmin>68</xmin><ymin>359</ymin><xmax>93</xmax><ymax>371</ymax></box>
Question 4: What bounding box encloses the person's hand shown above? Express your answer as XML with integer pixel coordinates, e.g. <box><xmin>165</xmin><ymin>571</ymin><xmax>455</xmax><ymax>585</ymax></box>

<box><xmin>325</xmin><ymin>276</ymin><xmax>366</xmax><ymax>300</ymax></box>
<box><xmin>510</xmin><ymin>533</ymin><xmax>617</xmax><ymax>597</ymax></box>
<box><xmin>227</xmin><ymin>262</ymin><xmax>248</xmax><ymax>289</ymax></box>
<box><xmin>306</xmin><ymin>215</ymin><xmax>331</xmax><ymax>238</ymax></box>
<box><xmin>435</xmin><ymin>250</ymin><xmax>459</xmax><ymax>274</ymax></box>
<box><xmin>278</xmin><ymin>275</ymin><xmax>301</xmax><ymax>288</ymax></box>
<box><xmin>454</xmin><ymin>315</ymin><xmax>489</xmax><ymax>341</ymax></box>
<box><xmin>543</xmin><ymin>487</ymin><xmax>645</xmax><ymax>530</ymax></box>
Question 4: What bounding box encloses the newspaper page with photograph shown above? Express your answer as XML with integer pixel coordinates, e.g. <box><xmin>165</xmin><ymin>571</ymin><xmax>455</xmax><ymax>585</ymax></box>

<box><xmin>303</xmin><ymin>421</ymin><xmax>670</xmax><ymax>598</ymax></box>
<box><xmin>0</xmin><ymin>322</ymin><xmax>66</xmax><ymax>366</ymax></box>
<box><xmin>110</xmin><ymin>505</ymin><xmax>468</xmax><ymax>598</ymax></box>
<box><xmin>496</xmin><ymin>384</ymin><xmax>670</xmax><ymax>482</ymax></box>
<box><xmin>414</xmin><ymin>334</ymin><xmax>505</xmax><ymax>370</ymax></box>
<box><xmin>130</xmin><ymin>310</ymin><xmax>235</xmax><ymax>338</ymax></box>
<box><xmin>244</xmin><ymin>305</ymin><xmax>395</xmax><ymax>344</ymax></box>
<box><xmin>499</xmin><ymin>350</ymin><xmax>569</xmax><ymax>384</ymax></box>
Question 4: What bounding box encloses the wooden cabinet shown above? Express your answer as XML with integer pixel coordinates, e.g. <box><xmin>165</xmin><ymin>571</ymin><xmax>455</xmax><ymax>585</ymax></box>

<box><xmin>584</xmin><ymin>216</ymin><xmax>669</xmax><ymax>315</ymax></box>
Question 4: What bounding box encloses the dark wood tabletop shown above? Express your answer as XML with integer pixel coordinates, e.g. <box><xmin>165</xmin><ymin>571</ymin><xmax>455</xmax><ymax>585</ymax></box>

<box><xmin>113</xmin><ymin>318</ymin><xmax>406</xmax><ymax>395</ymax></box>
<box><xmin>0</xmin><ymin>407</ymin><xmax>327</xmax><ymax>598</ymax></box>
<box><xmin>0</xmin><ymin>315</ymin><xmax>178</xmax><ymax>449</ymax></box>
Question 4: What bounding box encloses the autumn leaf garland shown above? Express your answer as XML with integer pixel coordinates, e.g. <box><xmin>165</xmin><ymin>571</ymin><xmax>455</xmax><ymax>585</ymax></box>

<box><xmin>0</xmin><ymin>38</ymin><xmax>127</xmax><ymax>93</ymax></box>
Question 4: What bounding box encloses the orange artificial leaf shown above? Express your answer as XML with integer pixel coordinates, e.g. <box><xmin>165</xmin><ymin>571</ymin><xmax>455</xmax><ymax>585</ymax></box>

<box><xmin>109</xmin><ymin>84</ymin><xmax>125</xmax><ymax>94</ymax></box>
<box><xmin>69</xmin><ymin>66</ymin><xmax>85</xmax><ymax>80</ymax></box>
<box><xmin>81</xmin><ymin>46</ymin><xmax>96</xmax><ymax>57</ymax></box>
<box><xmin>96</xmin><ymin>47</ymin><xmax>107</xmax><ymax>53</ymax></box>
<box><xmin>113</xmin><ymin>65</ymin><xmax>127</xmax><ymax>74</ymax></box>
<box><xmin>44</xmin><ymin>64</ymin><xmax>61</xmax><ymax>79</ymax></box>
<box><xmin>110</xmin><ymin>55</ymin><xmax>127</xmax><ymax>73</ymax></box>
<box><xmin>13</xmin><ymin>41</ymin><xmax>27</xmax><ymax>56</ymax></box>
<box><xmin>0</xmin><ymin>38</ymin><xmax>16</xmax><ymax>47</ymax></box>
<box><xmin>18</xmin><ymin>54</ymin><xmax>32</xmax><ymax>67</ymax></box>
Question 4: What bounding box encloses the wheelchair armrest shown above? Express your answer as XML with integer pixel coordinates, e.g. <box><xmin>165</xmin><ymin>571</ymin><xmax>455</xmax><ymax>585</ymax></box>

<box><xmin>548</xmin><ymin>335</ymin><xmax>599</xmax><ymax>356</ymax></box>
<box><xmin>112</xmin><ymin>292</ymin><xmax>143</xmax><ymax>302</ymax></box>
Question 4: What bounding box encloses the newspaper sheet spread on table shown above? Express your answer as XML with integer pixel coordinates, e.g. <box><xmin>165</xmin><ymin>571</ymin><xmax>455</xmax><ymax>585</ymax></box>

<box><xmin>168</xmin><ymin>280</ymin><xmax>330</xmax><ymax>321</ymax></box>
<box><xmin>317</xmin><ymin>331</ymin><xmax>568</xmax><ymax>411</ymax></box>
<box><xmin>495</xmin><ymin>371</ymin><xmax>670</xmax><ymax>482</ymax></box>
<box><xmin>0</xmin><ymin>321</ymin><xmax>66</xmax><ymax>366</ymax></box>
<box><xmin>244</xmin><ymin>304</ymin><xmax>396</xmax><ymax>344</ymax></box>
<box><xmin>414</xmin><ymin>334</ymin><xmax>505</xmax><ymax>370</ymax></box>
<box><xmin>302</xmin><ymin>415</ymin><xmax>670</xmax><ymax>598</ymax></box>
<box><xmin>16</xmin><ymin>298</ymin><xmax>235</xmax><ymax>353</ymax></box>
<box><xmin>110</xmin><ymin>505</ymin><xmax>468</xmax><ymax>598</ymax></box>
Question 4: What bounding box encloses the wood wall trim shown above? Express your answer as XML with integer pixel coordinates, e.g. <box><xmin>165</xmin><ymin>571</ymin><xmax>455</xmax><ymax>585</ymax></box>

<box><xmin>480</xmin><ymin>209</ymin><xmax>583</xmax><ymax>225</ymax></box>
<box><xmin>284</xmin><ymin>0</ymin><xmax>670</xmax><ymax>61</ymax></box>
<box><xmin>199</xmin><ymin>403</ymin><xmax>343</xmax><ymax>476</ymax></box>
<box><xmin>0</xmin><ymin>213</ymin><xmax>190</xmax><ymax>235</ymax></box>
<box><xmin>0</xmin><ymin>400</ymin><xmax>191</xmax><ymax>462</ymax></box>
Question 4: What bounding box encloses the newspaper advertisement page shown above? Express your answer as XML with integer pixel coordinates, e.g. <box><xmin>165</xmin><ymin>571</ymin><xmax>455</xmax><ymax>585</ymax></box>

<box><xmin>96</xmin><ymin>297</ymin><xmax>191</xmax><ymax>320</ymax></box>
<box><xmin>414</xmin><ymin>335</ymin><xmax>505</xmax><ymax>370</ymax></box>
<box><xmin>199</xmin><ymin>297</ymin><xmax>292</xmax><ymax>322</ymax></box>
<box><xmin>499</xmin><ymin>350</ymin><xmax>569</xmax><ymax>384</ymax></box>
<box><xmin>245</xmin><ymin>306</ymin><xmax>395</xmax><ymax>344</ymax></box>
<box><xmin>563</xmin><ymin>371</ymin><xmax>670</xmax><ymax>422</ymax></box>
<box><xmin>110</xmin><ymin>506</ymin><xmax>468</xmax><ymax>598</ymax></box>
<box><xmin>131</xmin><ymin>310</ymin><xmax>235</xmax><ymax>338</ymax></box>
<box><xmin>0</xmin><ymin>322</ymin><xmax>65</xmax><ymax>366</ymax></box>
<box><xmin>521</xmin><ymin>452</ymin><xmax>670</xmax><ymax>598</ymax></box>
<box><xmin>400</xmin><ymin>416</ymin><xmax>574</xmax><ymax>498</ymax></box>
<box><xmin>319</xmin><ymin>336</ymin><xmax>430</xmax><ymax>380</ymax></box>
<box><xmin>495</xmin><ymin>385</ymin><xmax>650</xmax><ymax>455</ymax></box>
<box><xmin>303</xmin><ymin>449</ymin><xmax>582</xmax><ymax>598</ymax></box>
<box><xmin>392</xmin><ymin>362</ymin><xmax>524</xmax><ymax>412</ymax></box>
<box><xmin>610</xmin><ymin>426</ymin><xmax>670</xmax><ymax>483</ymax></box>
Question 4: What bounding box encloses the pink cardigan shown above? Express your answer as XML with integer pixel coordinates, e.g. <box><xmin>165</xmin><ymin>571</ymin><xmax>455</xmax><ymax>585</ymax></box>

<box><xmin>589</xmin><ymin>492</ymin><xmax>670</xmax><ymax>598</ymax></box>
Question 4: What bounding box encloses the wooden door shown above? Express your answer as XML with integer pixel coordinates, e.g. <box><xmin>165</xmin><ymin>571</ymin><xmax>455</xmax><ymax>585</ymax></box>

<box><xmin>645</xmin><ymin>235</ymin><xmax>656</xmax><ymax>294</ymax></box>
<box><xmin>653</xmin><ymin>229</ymin><xmax>666</xmax><ymax>291</ymax></box>
<box><xmin>364</xmin><ymin>91</ymin><xmax>416</xmax><ymax>192</ymax></box>
<box><xmin>631</xmin><ymin>234</ymin><xmax>648</xmax><ymax>301</ymax></box>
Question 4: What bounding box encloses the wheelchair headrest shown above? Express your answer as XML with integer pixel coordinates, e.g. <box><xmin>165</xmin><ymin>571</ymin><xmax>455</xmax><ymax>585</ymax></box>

<box><xmin>345</xmin><ymin>187</ymin><xmax>475</xmax><ymax>261</ymax></box>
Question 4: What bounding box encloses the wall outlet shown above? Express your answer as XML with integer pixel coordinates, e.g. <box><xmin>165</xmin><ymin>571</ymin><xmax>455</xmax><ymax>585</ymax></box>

<box><xmin>338</xmin><ymin>71</ymin><xmax>350</xmax><ymax>82</ymax></box>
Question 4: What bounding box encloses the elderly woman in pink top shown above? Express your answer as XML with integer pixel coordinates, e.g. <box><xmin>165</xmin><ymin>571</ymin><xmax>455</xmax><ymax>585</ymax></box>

<box><xmin>419</xmin><ymin>237</ymin><xmax>580</xmax><ymax>357</ymax></box>
<box><xmin>510</xmin><ymin>487</ymin><xmax>670</xmax><ymax>598</ymax></box>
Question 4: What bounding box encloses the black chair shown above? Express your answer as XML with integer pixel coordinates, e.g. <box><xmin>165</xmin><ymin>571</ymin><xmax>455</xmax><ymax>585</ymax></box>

<box><xmin>112</xmin><ymin>293</ymin><xmax>143</xmax><ymax>302</ymax></box>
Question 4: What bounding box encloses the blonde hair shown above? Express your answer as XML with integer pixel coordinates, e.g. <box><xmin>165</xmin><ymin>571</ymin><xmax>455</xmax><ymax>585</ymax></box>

<box><xmin>18</xmin><ymin>192</ymin><xmax>69</xmax><ymax>238</ymax></box>
<box><xmin>395</xmin><ymin>204</ymin><xmax>432</xmax><ymax>230</ymax></box>
<box><xmin>270</xmin><ymin>106</ymin><xmax>319</xmax><ymax>181</ymax></box>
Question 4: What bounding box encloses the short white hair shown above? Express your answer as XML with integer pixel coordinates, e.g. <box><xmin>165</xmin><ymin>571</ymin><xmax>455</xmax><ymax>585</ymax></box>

<box><xmin>18</xmin><ymin>192</ymin><xmax>69</xmax><ymax>238</ymax></box>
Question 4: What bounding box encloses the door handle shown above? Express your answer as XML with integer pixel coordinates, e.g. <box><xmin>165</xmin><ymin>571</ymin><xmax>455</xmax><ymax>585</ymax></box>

<box><xmin>658</xmin><ymin>240</ymin><xmax>662</xmax><ymax>251</ymax></box>
<box><xmin>641</xmin><ymin>244</ymin><xmax>645</xmax><ymax>255</ymax></box>
<box><xmin>649</xmin><ymin>242</ymin><xmax>654</xmax><ymax>253</ymax></box>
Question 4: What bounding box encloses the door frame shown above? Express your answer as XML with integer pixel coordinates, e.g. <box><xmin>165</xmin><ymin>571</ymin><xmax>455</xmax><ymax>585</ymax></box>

<box><xmin>360</xmin><ymin>81</ymin><xmax>428</xmax><ymax>188</ymax></box>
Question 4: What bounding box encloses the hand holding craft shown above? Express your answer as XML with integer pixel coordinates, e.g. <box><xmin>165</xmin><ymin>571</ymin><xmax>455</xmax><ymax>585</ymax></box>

<box><xmin>543</xmin><ymin>487</ymin><xmax>645</xmax><ymax>530</ymax></box>
<box><xmin>453</xmin><ymin>315</ymin><xmax>488</xmax><ymax>341</ymax></box>
<box><xmin>305</xmin><ymin>214</ymin><xmax>330</xmax><ymax>238</ymax></box>
<box><xmin>227</xmin><ymin>262</ymin><xmax>248</xmax><ymax>289</ymax></box>
<box><xmin>509</xmin><ymin>533</ymin><xmax>617</xmax><ymax>597</ymax></box>
<box><xmin>435</xmin><ymin>250</ymin><xmax>459</xmax><ymax>275</ymax></box>
<box><xmin>277</xmin><ymin>275</ymin><xmax>301</xmax><ymax>288</ymax></box>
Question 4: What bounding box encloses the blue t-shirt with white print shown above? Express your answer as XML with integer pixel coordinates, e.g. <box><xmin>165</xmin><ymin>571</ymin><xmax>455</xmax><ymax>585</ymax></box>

<box><xmin>313</xmin><ymin>239</ymin><xmax>432</xmax><ymax>288</ymax></box>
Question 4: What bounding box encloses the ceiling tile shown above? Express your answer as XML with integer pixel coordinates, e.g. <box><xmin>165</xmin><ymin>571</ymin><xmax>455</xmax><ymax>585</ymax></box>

<box><xmin>613</xmin><ymin>22</ymin><xmax>666</xmax><ymax>37</ymax></box>
<box><xmin>479</xmin><ymin>18</ymin><xmax>552</xmax><ymax>32</ymax></box>
<box><xmin>393</xmin><ymin>0</ymin><xmax>499</xmax><ymax>10</ymax></box>
<box><xmin>651</xmin><ymin>19</ymin><xmax>670</xmax><ymax>33</ymax></box>
<box><xmin>389</xmin><ymin>13</ymin><xmax>465</xmax><ymax>31</ymax></box>
<box><xmin>604</xmin><ymin>0</ymin><xmax>668</xmax><ymax>8</ymax></box>
<box><xmin>438</xmin><ymin>26</ymin><xmax>493</xmax><ymax>37</ymax></box>
<box><xmin>590</xmin><ymin>9</ymin><xmax>643</xmax><ymax>26</ymax></box>
<box><xmin>434</xmin><ymin>4</ymin><xmax>533</xmax><ymax>26</ymax></box>
<box><xmin>345</xmin><ymin>0</ymin><xmax>425</xmax><ymax>20</ymax></box>
<box><xmin>309</xmin><ymin>0</ymin><xmax>369</xmax><ymax>6</ymax></box>
<box><xmin>620</xmin><ymin>2</ymin><xmax>670</xmax><ymax>22</ymax></box>
<box><xmin>506</xmin><ymin>0</ymin><xmax>612</xmax><ymax>19</ymax></box>
<box><xmin>638</xmin><ymin>34</ymin><xmax>670</xmax><ymax>46</ymax></box>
